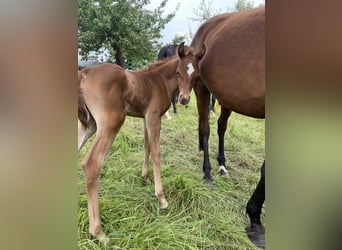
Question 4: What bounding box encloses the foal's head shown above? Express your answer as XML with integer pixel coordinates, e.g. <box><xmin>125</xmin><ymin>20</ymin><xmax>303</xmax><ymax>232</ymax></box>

<box><xmin>176</xmin><ymin>42</ymin><xmax>202</xmax><ymax>105</ymax></box>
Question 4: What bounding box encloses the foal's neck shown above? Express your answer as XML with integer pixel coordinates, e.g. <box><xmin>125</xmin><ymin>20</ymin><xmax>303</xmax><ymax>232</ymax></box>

<box><xmin>154</xmin><ymin>58</ymin><xmax>179</xmax><ymax>101</ymax></box>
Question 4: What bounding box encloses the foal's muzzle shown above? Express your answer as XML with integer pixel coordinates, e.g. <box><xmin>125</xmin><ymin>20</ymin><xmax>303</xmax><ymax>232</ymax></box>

<box><xmin>179</xmin><ymin>94</ymin><xmax>190</xmax><ymax>105</ymax></box>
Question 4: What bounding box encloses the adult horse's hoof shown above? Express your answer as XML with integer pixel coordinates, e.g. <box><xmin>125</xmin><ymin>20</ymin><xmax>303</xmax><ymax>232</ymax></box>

<box><xmin>246</xmin><ymin>225</ymin><xmax>265</xmax><ymax>249</ymax></box>
<box><xmin>218</xmin><ymin>165</ymin><xmax>229</xmax><ymax>176</ymax></box>
<box><xmin>203</xmin><ymin>178</ymin><xmax>215</xmax><ymax>190</ymax></box>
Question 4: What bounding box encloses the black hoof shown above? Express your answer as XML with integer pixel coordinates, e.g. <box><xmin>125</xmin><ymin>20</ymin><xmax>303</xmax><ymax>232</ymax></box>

<box><xmin>246</xmin><ymin>225</ymin><xmax>265</xmax><ymax>249</ymax></box>
<box><xmin>219</xmin><ymin>169</ymin><xmax>227</xmax><ymax>176</ymax></box>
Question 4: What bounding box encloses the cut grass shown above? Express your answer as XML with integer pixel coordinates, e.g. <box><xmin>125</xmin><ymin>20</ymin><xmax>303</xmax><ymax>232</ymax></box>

<box><xmin>78</xmin><ymin>92</ymin><xmax>265</xmax><ymax>249</ymax></box>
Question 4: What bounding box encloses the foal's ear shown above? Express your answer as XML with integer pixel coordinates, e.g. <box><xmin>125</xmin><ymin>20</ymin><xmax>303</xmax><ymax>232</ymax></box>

<box><xmin>196</xmin><ymin>43</ymin><xmax>206</xmax><ymax>60</ymax></box>
<box><xmin>177</xmin><ymin>42</ymin><xmax>186</xmax><ymax>58</ymax></box>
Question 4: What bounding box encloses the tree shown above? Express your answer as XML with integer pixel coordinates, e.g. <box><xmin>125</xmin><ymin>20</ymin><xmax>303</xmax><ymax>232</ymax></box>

<box><xmin>233</xmin><ymin>0</ymin><xmax>255</xmax><ymax>11</ymax></box>
<box><xmin>172</xmin><ymin>34</ymin><xmax>188</xmax><ymax>45</ymax></box>
<box><xmin>189</xmin><ymin>0</ymin><xmax>219</xmax><ymax>24</ymax></box>
<box><xmin>78</xmin><ymin>0</ymin><xmax>178</xmax><ymax>69</ymax></box>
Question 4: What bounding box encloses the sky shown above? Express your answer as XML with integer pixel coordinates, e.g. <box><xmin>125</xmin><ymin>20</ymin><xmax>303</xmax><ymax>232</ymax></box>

<box><xmin>147</xmin><ymin>0</ymin><xmax>265</xmax><ymax>44</ymax></box>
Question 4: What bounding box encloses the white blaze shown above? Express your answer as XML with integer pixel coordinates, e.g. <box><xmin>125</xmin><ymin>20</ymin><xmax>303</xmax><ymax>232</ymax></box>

<box><xmin>186</xmin><ymin>63</ymin><xmax>194</xmax><ymax>76</ymax></box>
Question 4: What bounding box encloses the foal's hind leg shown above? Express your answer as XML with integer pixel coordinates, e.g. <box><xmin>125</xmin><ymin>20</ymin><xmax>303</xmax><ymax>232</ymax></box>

<box><xmin>217</xmin><ymin>107</ymin><xmax>231</xmax><ymax>176</ymax></box>
<box><xmin>145</xmin><ymin>113</ymin><xmax>168</xmax><ymax>209</ymax></box>
<box><xmin>82</xmin><ymin>113</ymin><xmax>125</xmax><ymax>242</ymax></box>
<box><xmin>246</xmin><ymin>161</ymin><xmax>265</xmax><ymax>248</ymax></box>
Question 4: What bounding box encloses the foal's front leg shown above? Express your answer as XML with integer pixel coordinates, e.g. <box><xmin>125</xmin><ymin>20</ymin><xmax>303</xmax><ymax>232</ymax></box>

<box><xmin>145</xmin><ymin>113</ymin><xmax>168</xmax><ymax>209</ymax></box>
<box><xmin>142</xmin><ymin>119</ymin><xmax>151</xmax><ymax>183</ymax></box>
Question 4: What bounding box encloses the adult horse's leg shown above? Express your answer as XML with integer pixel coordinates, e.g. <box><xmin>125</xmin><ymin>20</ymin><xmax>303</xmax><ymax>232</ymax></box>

<box><xmin>246</xmin><ymin>161</ymin><xmax>265</xmax><ymax>249</ymax></box>
<box><xmin>210</xmin><ymin>94</ymin><xmax>216</xmax><ymax>113</ymax></box>
<box><xmin>145</xmin><ymin>113</ymin><xmax>168</xmax><ymax>209</ymax></box>
<box><xmin>82</xmin><ymin>112</ymin><xmax>125</xmax><ymax>243</ymax></box>
<box><xmin>194</xmin><ymin>81</ymin><xmax>212</xmax><ymax>181</ymax></box>
<box><xmin>172</xmin><ymin>90</ymin><xmax>178</xmax><ymax>114</ymax></box>
<box><xmin>217</xmin><ymin>107</ymin><xmax>232</xmax><ymax>176</ymax></box>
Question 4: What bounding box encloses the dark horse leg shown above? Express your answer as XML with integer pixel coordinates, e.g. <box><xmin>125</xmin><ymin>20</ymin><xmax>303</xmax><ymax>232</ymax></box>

<box><xmin>210</xmin><ymin>94</ymin><xmax>216</xmax><ymax>112</ymax></box>
<box><xmin>217</xmin><ymin>107</ymin><xmax>232</xmax><ymax>175</ymax></box>
<box><xmin>246</xmin><ymin>161</ymin><xmax>265</xmax><ymax>249</ymax></box>
<box><xmin>171</xmin><ymin>90</ymin><xmax>178</xmax><ymax>114</ymax></box>
<box><xmin>194</xmin><ymin>80</ymin><xmax>212</xmax><ymax>181</ymax></box>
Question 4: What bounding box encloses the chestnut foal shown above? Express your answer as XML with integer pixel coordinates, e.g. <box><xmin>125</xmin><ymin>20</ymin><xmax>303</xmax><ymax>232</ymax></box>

<box><xmin>78</xmin><ymin>57</ymin><xmax>180</xmax><ymax>242</ymax></box>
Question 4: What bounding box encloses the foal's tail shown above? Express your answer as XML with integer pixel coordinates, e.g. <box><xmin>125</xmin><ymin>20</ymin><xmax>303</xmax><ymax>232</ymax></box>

<box><xmin>78</xmin><ymin>71</ymin><xmax>96</xmax><ymax>151</ymax></box>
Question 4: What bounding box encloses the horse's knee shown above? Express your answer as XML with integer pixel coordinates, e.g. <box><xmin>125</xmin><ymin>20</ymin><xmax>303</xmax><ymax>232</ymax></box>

<box><xmin>81</xmin><ymin>156</ymin><xmax>92</xmax><ymax>171</ymax></box>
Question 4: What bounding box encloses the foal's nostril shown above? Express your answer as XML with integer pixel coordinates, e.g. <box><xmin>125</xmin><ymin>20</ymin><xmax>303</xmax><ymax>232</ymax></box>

<box><xmin>179</xmin><ymin>94</ymin><xmax>190</xmax><ymax>105</ymax></box>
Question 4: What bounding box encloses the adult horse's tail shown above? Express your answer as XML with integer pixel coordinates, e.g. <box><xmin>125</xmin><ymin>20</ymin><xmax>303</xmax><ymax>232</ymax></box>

<box><xmin>78</xmin><ymin>71</ymin><xmax>96</xmax><ymax>151</ymax></box>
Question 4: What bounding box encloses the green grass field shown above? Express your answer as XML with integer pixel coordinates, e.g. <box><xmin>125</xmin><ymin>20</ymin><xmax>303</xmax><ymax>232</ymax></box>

<box><xmin>78</xmin><ymin>93</ymin><xmax>265</xmax><ymax>249</ymax></box>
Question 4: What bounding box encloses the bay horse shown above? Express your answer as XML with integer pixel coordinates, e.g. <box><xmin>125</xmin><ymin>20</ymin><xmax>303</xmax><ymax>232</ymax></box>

<box><xmin>78</xmin><ymin>57</ymin><xmax>180</xmax><ymax>242</ymax></box>
<box><xmin>176</xmin><ymin>7</ymin><xmax>265</xmax><ymax>248</ymax></box>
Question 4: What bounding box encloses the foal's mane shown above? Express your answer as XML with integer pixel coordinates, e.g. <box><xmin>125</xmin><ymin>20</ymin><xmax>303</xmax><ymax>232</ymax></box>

<box><xmin>147</xmin><ymin>56</ymin><xmax>177</xmax><ymax>70</ymax></box>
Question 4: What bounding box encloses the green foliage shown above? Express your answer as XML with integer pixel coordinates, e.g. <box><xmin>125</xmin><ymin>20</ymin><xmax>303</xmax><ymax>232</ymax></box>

<box><xmin>190</xmin><ymin>0</ymin><xmax>219</xmax><ymax>23</ymax></box>
<box><xmin>78</xmin><ymin>0</ymin><xmax>178</xmax><ymax>69</ymax></box>
<box><xmin>233</xmin><ymin>0</ymin><xmax>255</xmax><ymax>11</ymax></box>
<box><xmin>171</xmin><ymin>34</ymin><xmax>188</xmax><ymax>45</ymax></box>
<box><xmin>78</xmin><ymin>92</ymin><xmax>265</xmax><ymax>249</ymax></box>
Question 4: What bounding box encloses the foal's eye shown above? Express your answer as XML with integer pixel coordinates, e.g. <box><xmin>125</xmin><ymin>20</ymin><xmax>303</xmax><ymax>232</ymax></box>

<box><xmin>176</xmin><ymin>72</ymin><xmax>180</xmax><ymax>76</ymax></box>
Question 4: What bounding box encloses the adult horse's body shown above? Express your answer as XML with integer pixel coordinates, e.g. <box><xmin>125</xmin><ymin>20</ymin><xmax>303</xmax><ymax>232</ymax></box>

<box><xmin>78</xmin><ymin>57</ymin><xmax>180</xmax><ymax>242</ymax></box>
<box><xmin>176</xmin><ymin>7</ymin><xmax>265</xmax><ymax>248</ymax></box>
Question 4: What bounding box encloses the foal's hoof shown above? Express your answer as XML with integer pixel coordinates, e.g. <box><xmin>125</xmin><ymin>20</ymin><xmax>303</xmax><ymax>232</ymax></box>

<box><xmin>246</xmin><ymin>225</ymin><xmax>265</xmax><ymax>249</ymax></box>
<box><xmin>160</xmin><ymin>199</ymin><xmax>169</xmax><ymax>209</ymax></box>
<box><xmin>218</xmin><ymin>165</ymin><xmax>229</xmax><ymax>176</ymax></box>
<box><xmin>97</xmin><ymin>231</ymin><xmax>109</xmax><ymax>244</ymax></box>
<box><xmin>142</xmin><ymin>176</ymin><xmax>151</xmax><ymax>185</ymax></box>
